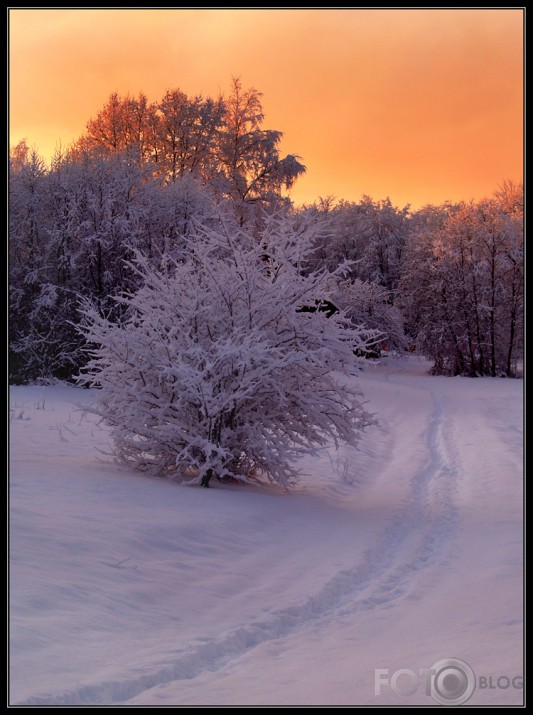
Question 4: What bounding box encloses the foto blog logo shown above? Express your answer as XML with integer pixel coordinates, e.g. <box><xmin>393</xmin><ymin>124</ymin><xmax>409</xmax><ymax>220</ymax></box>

<box><xmin>375</xmin><ymin>657</ymin><xmax>523</xmax><ymax>705</ymax></box>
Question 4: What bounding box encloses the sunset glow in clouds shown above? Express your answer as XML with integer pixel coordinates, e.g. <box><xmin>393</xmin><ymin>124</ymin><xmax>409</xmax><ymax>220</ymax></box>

<box><xmin>9</xmin><ymin>8</ymin><xmax>523</xmax><ymax>208</ymax></box>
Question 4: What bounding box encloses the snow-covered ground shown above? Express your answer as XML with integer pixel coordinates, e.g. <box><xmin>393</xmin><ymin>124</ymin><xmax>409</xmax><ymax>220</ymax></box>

<box><xmin>9</xmin><ymin>356</ymin><xmax>523</xmax><ymax>706</ymax></box>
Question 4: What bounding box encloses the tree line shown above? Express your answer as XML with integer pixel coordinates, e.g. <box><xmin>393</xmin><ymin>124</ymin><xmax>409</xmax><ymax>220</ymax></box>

<box><xmin>9</xmin><ymin>80</ymin><xmax>523</xmax><ymax>383</ymax></box>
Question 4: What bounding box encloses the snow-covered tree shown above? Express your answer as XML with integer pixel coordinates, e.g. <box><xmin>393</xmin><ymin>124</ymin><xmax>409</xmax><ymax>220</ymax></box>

<box><xmin>10</xmin><ymin>143</ymin><xmax>152</xmax><ymax>382</ymax></box>
<box><xmin>77</xmin><ymin>80</ymin><xmax>306</xmax><ymax>218</ymax></box>
<box><xmin>216</xmin><ymin>78</ymin><xmax>306</xmax><ymax>222</ymax></box>
<box><xmin>399</xmin><ymin>192</ymin><xmax>523</xmax><ymax>377</ymax></box>
<box><xmin>155</xmin><ymin>89</ymin><xmax>226</xmax><ymax>184</ymax></box>
<box><xmin>332</xmin><ymin>279</ymin><xmax>406</xmax><ymax>354</ymax></box>
<box><xmin>305</xmin><ymin>196</ymin><xmax>411</xmax><ymax>291</ymax></box>
<box><xmin>83</xmin><ymin>92</ymin><xmax>158</xmax><ymax>165</ymax></box>
<box><xmin>78</xmin><ymin>211</ymin><xmax>375</xmax><ymax>488</ymax></box>
<box><xmin>9</xmin><ymin>143</ymin><xmax>51</xmax><ymax>381</ymax></box>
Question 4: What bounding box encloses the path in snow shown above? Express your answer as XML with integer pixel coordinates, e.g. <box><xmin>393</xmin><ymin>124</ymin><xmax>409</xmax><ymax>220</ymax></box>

<box><xmin>9</xmin><ymin>356</ymin><xmax>523</xmax><ymax>706</ymax></box>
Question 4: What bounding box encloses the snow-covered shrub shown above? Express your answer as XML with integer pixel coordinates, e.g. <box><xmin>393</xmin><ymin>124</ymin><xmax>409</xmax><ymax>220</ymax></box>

<box><xmin>78</xmin><ymin>211</ymin><xmax>376</xmax><ymax>488</ymax></box>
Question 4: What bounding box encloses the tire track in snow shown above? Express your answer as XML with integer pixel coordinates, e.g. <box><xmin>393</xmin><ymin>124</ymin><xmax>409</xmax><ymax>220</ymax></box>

<box><xmin>21</xmin><ymin>390</ymin><xmax>460</xmax><ymax>706</ymax></box>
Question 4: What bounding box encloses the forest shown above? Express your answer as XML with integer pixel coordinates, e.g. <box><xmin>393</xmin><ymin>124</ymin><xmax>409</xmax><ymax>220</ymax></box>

<box><xmin>9</xmin><ymin>79</ymin><xmax>524</xmax><ymax>385</ymax></box>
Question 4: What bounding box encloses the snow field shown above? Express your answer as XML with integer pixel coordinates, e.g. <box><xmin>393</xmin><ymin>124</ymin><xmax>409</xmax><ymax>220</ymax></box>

<box><xmin>9</xmin><ymin>356</ymin><xmax>523</xmax><ymax>705</ymax></box>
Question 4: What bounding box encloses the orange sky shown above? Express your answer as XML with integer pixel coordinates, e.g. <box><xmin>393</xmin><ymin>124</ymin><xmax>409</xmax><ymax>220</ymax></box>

<box><xmin>9</xmin><ymin>8</ymin><xmax>523</xmax><ymax>208</ymax></box>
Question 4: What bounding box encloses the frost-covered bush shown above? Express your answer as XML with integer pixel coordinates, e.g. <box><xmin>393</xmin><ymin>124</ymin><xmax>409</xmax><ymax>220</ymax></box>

<box><xmin>79</xmin><ymin>211</ymin><xmax>376</xmax><ymax>488</ymax></box>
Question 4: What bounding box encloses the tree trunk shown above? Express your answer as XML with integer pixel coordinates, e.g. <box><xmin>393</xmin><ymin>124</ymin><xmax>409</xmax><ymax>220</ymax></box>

<box><xmin>201</xmin><ymin>468</ymin><xmax>213</xmax><ymax>488</ymax></box>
